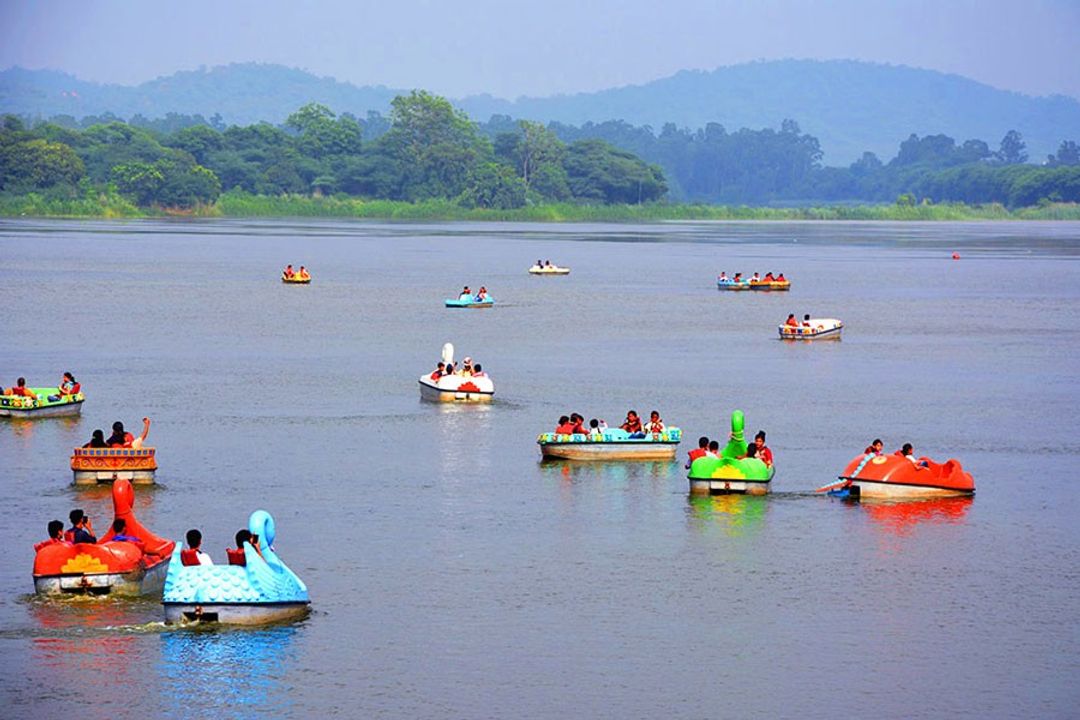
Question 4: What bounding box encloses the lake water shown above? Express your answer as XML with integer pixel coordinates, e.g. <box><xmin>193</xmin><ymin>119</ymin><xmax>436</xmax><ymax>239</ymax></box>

<box><xmin>1</xmin><ymin>218</ymin><xmax>1078</xmax><ymax>719</ymax></box>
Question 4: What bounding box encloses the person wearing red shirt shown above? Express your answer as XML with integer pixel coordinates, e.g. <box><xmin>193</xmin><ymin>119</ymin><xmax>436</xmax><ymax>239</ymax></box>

<box><xmin>686</xmin><ymin>436</ymin><xmax>709</xmax><ymax>468</ymax></box>
<box><xmin>555</xmin><ymin>415</ymin><xmax>575</xmax><ymax>434</ymax></box>
<box><xmin>7</xmin><ymin>377</ymin><xmax>36</xmax><ymax>398</ymax></box>
<box><xmin>754</xmin><ymin>431</ymin><xmax>774</xmax><ymax>467</ymax></box>
<box><xmin>34</xmin><ymin>520</ymin><xmax>69</xmax><ymax>552</ymax></box>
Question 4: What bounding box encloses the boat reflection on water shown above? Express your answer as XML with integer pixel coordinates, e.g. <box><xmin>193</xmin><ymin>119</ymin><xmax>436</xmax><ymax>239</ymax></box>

<box><xmin>686</xmin><ymin>494</ymin><xmax>770</xmax><ymax>537</ymax></box>
<box><xmin>858</xmin><ymin>496</ymin><xmax>974</xmax><ymax>536</ymax></box>
<box><xmin>434</xmin><ymin>401</ymin><xmax>494</xmax><ymax>478</ymax></box>
<box><xmin>538</xmin><ymin>459</ymin><xmax>674</xmax><ymax>485</ymax></box>
<box><xmin>156</xmin><ymin>625</ymin><xmax>302</xmax><ymax>717</ymax></box>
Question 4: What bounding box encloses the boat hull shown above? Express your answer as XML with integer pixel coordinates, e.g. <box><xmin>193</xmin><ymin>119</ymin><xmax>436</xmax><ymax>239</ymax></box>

<box><xmin>34</xmin><ymin>556</ymin><xmax>169</xmax><ymax>597</ymax></box>
<box><xmin>0</xmin><ymin>399</ymin><xmax>83</xmax><ymax>418</ymax></box>
<box><xmin>539</xmin><ymin>442</ymin><xmax>678</xmax><ymax>461</ymax></box>
<box><xmin>73</xmin><ymin>469</ymin><xmax>156</xmax><ymax>485</ymax></box>
<box><xmin>444</xmin><ymin>299</ymin><xmax>495</xmax><ymax>309</ymax></box>
<box><xmin>529</xmin><ymin>267</ymin><xmax>570</xmax><ymax>275</ymax></box>
<box><xmin>164</xmin><ymin>601</ymin><xmax>311</xmax><ymax>626</ymax></box>
<box><xmin>282</xmin><ymin>278</ymin><xmax>310</xmax><ymax>284</ymax></box>
<box><xmin>689</xmin><ymin>477</ymin><xmax>772</xmax><ymax>495</ymax></box>
<box><xmin>71</xmin><ymin>447</ymin><xmax>157</xmax><ymax>485</ymax></box>
<box><xmin>779</xmin><ymin>319</ymin><xmax>843</xmax><ymax>340</ymax></box>
<box><xmin>841</xmin><ymin>479</ymin><xmax>974</xmax><ymax>500</ymax></box>
<box><xmin>419</xmin><ymin>380</ymin><xmax>493</xmax><ymax>403</ymax></box>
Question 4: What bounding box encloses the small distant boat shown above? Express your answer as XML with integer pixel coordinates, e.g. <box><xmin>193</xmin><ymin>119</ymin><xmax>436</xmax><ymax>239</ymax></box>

<box><xmin>819</xmin><ymin>453</ymin><xmax>976</xmax><ymax>500</ymax></box>
<box><xmin>445</xmin><ymin>295</ymin><xmax>495</xmax><ymax>309</ymax></box>
<box><xmin>162</xmin><ymin>510</ymin><xmax>310</xmax><ymax>625</ymax></box>
<box><xmin>418</xmin><ymin>343</ymin><xmax>494</xmax><ymax>402</ymax></box>
<box><xmin>32</xmin><ymin>480</ymin><xmax>175</xmax><ymax>596</ymax></box>
<box><xmin>688</xmin><ymin>410</ymin><xmax>774</xmax><ymax>495</ymax></box>
<box><xmin>0</xmin><ymin>389</ymin><xmax>84</xmax><ymax>418</ymax></box>
<box><xmin>529</xmin><ymin>264</ymin><xmax>571</xmax><ymax>275</ymax></box>
<box><xmin>779</xmin><ymin>318</ymin><xmax>843</xmax><ymax>340</ymax></box>
<box><xmin>717</xmin><ymin>277</ymin><xmax>751</xmax><ymax>291</ymax></box>
<box><xmin>282</xmin><ymin>275</ymin><xmax>311</xmax><ymax>284</ymax></box>
<box><xmin>537</xmin><ymin>427</ymin><xmax>682</xmax><ymax>461</ymax></box>
<box><xmin>750</xmin><ymin>280</ymin><xmax>790</xmax><ymax>291</ymax></box>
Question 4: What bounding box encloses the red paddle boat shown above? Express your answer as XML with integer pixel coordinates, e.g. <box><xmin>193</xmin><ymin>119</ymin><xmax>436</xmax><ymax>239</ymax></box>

<box><xmin>32</xmin><ymin>479</ymin><xmax>174</xmax><ymax>596</ymax></box>
<box><xmin>821</xmin><ymin>451</ymin><xmax>975</xmax><ymax>500</ymax></box>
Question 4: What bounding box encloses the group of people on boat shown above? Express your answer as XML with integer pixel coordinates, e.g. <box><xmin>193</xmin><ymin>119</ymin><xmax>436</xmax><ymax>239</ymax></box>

<box><xmin>429</xmin><ymin>357</ymin><xmax>486</xmax><ymax>380</ymax></box>
<box><xmin>82</xmin><ymin>418</ymin><xmax>150</xmax><ymax>449</ymax></box>
<box><xmin>282</xmin><ymin>264</ymin><xmax>311</xmax><ymax>280</ymax></box>
<box><xmin>719</xmin><ymin>272</ymin><xmax>787</xmax><ymax>284</ymax></box>
<box><xmin>34</xmin><ymin>510</ymin><xmax>147</xmax><ymax>551</ymax></box>
<box><xmin>178</xmin><ymin>527</ymin><xmax>264</xmax><ymax>567</ymax></box>
<box><xmin>685</xmin><ymin>430</ymin><xmax>773</xmax><ymax>468</ymax></box>
<box><xmin>783</xmin><ymin>314</ymin><xmax>818</xmax><ymax>328</ymax></box>
<box><xmin>553</xmin><ymin>409</ymin><xmax>666</xmax><ymax>438</ymax></box>
<box><xmin>535</xmin><ymin>260</ymin><xmax>556</xmax><ymax>268</ymax></box>
<box><xmin>2</xmin><ymin>372</ymin><xmax>80</xmax><ymax>400</ymax></box>
<box><xmin>458</xmin><ymin>286</ymin><xmax>490</xmax><ymax>301</ymax></box>
<box><xmin>863</xmin><ymin>438</ymin><xmax>927</xmax><ymax>467</ymax></box>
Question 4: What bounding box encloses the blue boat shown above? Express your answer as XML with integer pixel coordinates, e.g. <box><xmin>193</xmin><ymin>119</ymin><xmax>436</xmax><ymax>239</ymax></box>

<box><xmin>445</xmin><ymin>295</ymin><xmax>495</xmax><ymax>308</ymax></box>
<box><xmin>162</xmin><ymin>510</ymin><xmax>310</xmax><ymax>625</ymax></box>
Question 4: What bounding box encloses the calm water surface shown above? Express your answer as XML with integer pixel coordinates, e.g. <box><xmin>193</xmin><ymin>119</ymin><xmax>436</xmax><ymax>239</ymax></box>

<box><xmin>1</xmin><ymin>219</ymin><xmax>1078</xmax><ymax>719</ymax></box>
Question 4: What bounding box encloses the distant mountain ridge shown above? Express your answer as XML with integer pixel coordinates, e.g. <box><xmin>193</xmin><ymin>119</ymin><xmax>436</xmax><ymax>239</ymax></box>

<box><xmin>2</xmin><ymin>60</ymin><xmax>1078</xmax><ymax>163</ymax></box>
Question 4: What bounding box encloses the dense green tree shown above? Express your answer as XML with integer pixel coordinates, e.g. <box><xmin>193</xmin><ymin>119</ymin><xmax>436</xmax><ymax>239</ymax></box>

<box><xmin>0</xmin><ymin>138</ymin><xmax>85</xmax><ymax>190</ymax></box>
<box><xmin>564</xmin><ymin>139</ymin><xmax>666</xmax><ymax>203</ymax></box>
<box><xmin>460</xmin><ymin>162</ymin><xmax>527</xmax><ymax>209</ymax></box>
<box><xmin>997</xmin><ymin>130</ymin><xmax>1028</xmax><ymax>164</ymax></box>
<box><xmin>1048</xmin><ymin>140</ymin><xmax>1079</xmax><ymax>166</ymax></box>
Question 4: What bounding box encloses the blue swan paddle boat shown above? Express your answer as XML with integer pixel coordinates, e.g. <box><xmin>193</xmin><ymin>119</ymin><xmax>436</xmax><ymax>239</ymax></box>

<box><xmin>162</xmin><ymin>510</ymin><xmax>310</xmax><ymax>625</ymax></box>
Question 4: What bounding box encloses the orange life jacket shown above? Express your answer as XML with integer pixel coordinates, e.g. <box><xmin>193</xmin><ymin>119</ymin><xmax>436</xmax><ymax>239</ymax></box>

<box><xmin>180</xmin><ymin>549</ymin><xmax>201</xmax><ymax>566</ymax></box>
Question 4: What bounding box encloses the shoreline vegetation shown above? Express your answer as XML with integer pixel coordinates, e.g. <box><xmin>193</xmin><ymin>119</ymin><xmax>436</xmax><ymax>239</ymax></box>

<box><xmin>2</xmin><ymin>191</ymin><xmax>1079</xmax><ymax>222</ymax></box>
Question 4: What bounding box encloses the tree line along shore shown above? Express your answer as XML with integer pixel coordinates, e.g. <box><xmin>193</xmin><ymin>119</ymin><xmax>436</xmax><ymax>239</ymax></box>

<box><xmin>2</xmin><ymin>89</ymin><xmax>1079</xmax><ymax>220</ymax></box>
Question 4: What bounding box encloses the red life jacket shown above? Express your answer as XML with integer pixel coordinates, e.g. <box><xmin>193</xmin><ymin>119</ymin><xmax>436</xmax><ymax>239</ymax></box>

<box><xmin>64</xmin><ymin>529</ymin><xmax>75</xmax><ymax>543</ymax></box>
<box><xmin>71</xmin><ymin>383</ymin><xmax>81</xmax><ymax>394</ymax></box>
<box><xmin>180</xmin><ymin>549</ymin><xmax>201</xmax><ymax>566</ymax></box>
<box><xmin>226</xmin><ymin>548</ymin><xmax>246</xmax><ymax>566</ymax></box>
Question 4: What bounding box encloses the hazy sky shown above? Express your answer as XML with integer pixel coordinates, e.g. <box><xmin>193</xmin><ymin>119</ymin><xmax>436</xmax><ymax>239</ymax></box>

<box><xmin>2</xmin><ymin>0</ymin><xmax>1079</xmax><ymax>100</ymax></box>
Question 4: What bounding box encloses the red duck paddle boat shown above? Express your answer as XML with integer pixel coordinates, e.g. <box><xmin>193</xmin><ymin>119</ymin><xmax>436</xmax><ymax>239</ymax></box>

<box><xmin>32</xmin><ymin>479</ymin><xmax>174</xmax><ymax>596</ymax></box>
<box><xmin>820</xmin><ymin>451</ymin><xmax>975</xmax><ymax>500</ymax></box>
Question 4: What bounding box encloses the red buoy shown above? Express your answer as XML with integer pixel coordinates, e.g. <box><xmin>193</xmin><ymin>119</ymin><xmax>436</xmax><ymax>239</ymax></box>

<box><xmin>952</xmin><ymin>252</ymin><xmax>961</xmax><ymax>260</ymax></box>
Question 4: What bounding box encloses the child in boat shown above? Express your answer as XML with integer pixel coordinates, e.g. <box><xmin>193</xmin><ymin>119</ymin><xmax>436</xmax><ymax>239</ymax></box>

<box><xmin>719</xmin><ymin>272</ymin><xmax>728</xmax><ymax>281</ymax></box>
<box><xmin>754</xmin><ymin>431</ymin><xmax>773</xmax><ymax>467</ymax></box>
<box><xmin>707</xmin><ymin>440</ymin><xmax>721</xmax><ymax>457</ymax></box>
<box><xmin>298</xmin><ymin>266</ymin><xmax>310</xmax><ymax>280</ymax></box>
<box><xmin>476</xmin><ymin>287</ymin><xmax>488</xmax><ymax>300</ymax></box>
<box><xmin>472</xmin><ymin>364</ymin><xmax>485</xmax><ymax>378</ymax></box>
<box><xmin>802</xmin><ymin>314</ymin><xmax>812</xmax><ymax>327</ymax></box>
<box><xmin>776</xmin><ymin>273</ymin><xmax>787</xmax><ymax>282</ymax></box>
<box><xmin>34</xmin><ymin>520</ymin><xmax>69</xmax><ymax>552</ymax></box>
<box><xmin>764</xmin><ymin>272</ymin><xmax>775</xmax><ymax>282</ymax></box>
<box><xmin>430</xmin><ymin>362</ymin><xmax>445</xmax><ymax>381</ymax></box>
<box><xmin>751</xmin><ymin>272</ymin><xmax>761</xmax><ymax>283</ymax></box>
<box><xmin>227</xmin><ymin>530</ymin><xmax>251</xmax><ymax>566</ymax></box>
<box><xmin>459</xmin><ymin>286</ymin><xmax>472</xmax><ymax>300</ymax></box>
<box><xmin>744</xmin><ymin>444</ymin><xmax>758</xmax><ymax>460</ymax></box>
<box><xmin>864</xmin><ymin>438</ymin><xmax>884</xmax><ymax>455</ymax></box>
<box><xmin>83</xmin><ymin>430</ymin><xmax>108</xmax><ymax>448</ymax></box>
<box><xmin>6</xmin><ymin>377</ymin><xmax>36</xmax><ymax>398</ymax></box>
<box><xmin>897</xmin><ymin>443</ymin><xmax>927</xmax><ymax>467</ymax></box>
<box><xmin>644</xmin><ymin>410</ymin><xmax>665</xmax><ymax>434</ymax></box>
<box><xmin>621</xmin><ymin>410</ymin><xmax>644</xmax><ymax>437</ymax></box>
<box><xmin>181</xmin><ymin>529</ymin><xmax>214</xmax><ymax>566</ymax></box>
<box><xmin>785</xmin><ymin>314</ymin><xmax>798</xmax><ymax>327</ymax></box>
<box><xmin>733</xmin><ymin>273</ymin><xmax>743</xmax><ymax>282</ymax></box>
<box><xmin>555</xmin><ymin>416</ymin><xmax>575</xmax><ymax>434</ymax></box>
<box><xmin>109</xmin><ymin>518</ymin><xmax>143</xmax><ymax>545</ymax></box>
<box><xmin>283</xmin><ymin>264</ymin><xmax>295</xmax><ymax>279</ymax></box>
<box><xmin>589</xmin><ymin>418</ymin><xmax>603</xmax><ymax>437</ymax></box>
<box><xmin>686</xmin><ymin>436</ymin><xmax>709</xmax><ymax>468</ymax></box>
<box><xmin>569</xmin><ymin>413</ymin><xmax>587</xmax><ymax>434</ymax></box>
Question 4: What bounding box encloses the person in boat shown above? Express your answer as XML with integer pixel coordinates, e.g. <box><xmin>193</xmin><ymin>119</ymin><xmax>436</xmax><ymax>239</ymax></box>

<box><xmin>744</xmin><ymin>444</ymin><xmax>758</xmax><ymax>460</ymax></box>
<box><xmin>802</xmin><ymin>314</ymin><xmax>812</xmax><ymax>327</ymax></box>
<box><xmin>6</xmin><ymin>377</ymin><xmax>36</xmax><ymax>398</ymax></box>
<box><xmin>555</xmin><ymin>415</ymin><xmax>575</xmax><ymax>434</ymax></box>
<box><xmin>707</xmin><ymin>440</ymin><xmax>721</xmax><ymax>457</ymax></box>
<box><xmin>109</xmin><ymin>518</ymin><xmax>143</xmax><ymax>545</ymax></box>
<box><xmin>459</xmin><ymin>286</ymin><xmax>472</xmax><ymax>300</ymax></box>
<box><xmin>460</xmin><ymin>357</ymin><xmax>474</xmax><ymax>376</ymax></box>
<box><xmin>764</xmin><ymin>272</ymin><xmax>775</xmax><ymax>282</ymax></box>
<box><xmin>621</xmin><ymin>410</ymin><xmax>645</xmax><ymax>438</ymax></box>
<box><xmin>776</xmin><ymin>273</ymin><xmax>787</xmax><ymax>282</ymax></box>
<box><xmin>107</xmin><ymin>421</ymin><xmax>134</xmax><ymax>447</ymax></box>
<box><xmin>784</xmin><ymin>314</ymin><xmax>799</xmax><ymax>327</ymax></box>
<box><xmin>283</xmin><ymin>264</ymin><xmax>295</xmax><ymax>279</ymax></box>
<box><xmin>181</xmin><ymin>529</ymin><xmax>214</xmax><ymax>566</ymax></box>
<box><xmin>544</xmin><ymin>260</ymin><xmax>551</xmax><ymax>267</ymax></box>
<box><xmin>686</xmin><ymin>436</ymin><xmax>709</xmax><ymax>468</ymax></box>
<box><xmin>537</xmin><ymin>259</ymin><xmax>543</xmax><ymax>268</ymax></box>
<box><xmin>472</xmin><ymin>363</ymin><xmax>485</xmax><ymax>378</ymax></box>
<box><xmin>35</xmin><ymin>520</ymin><xmax>69</xmax><ymax>552</ymax></box>
<box><xmin>751</xmin><ymin>272</ymin><xmax>761</xmax><ymax>283</ymax></box>
<box><xmin>82</xmin><ymin>429</ymin><xmax>108</xmax><ymax>448</ymax></box>
<box><xmin>588</xmin><ymin>418</ymin><xmax>603</xmax><ymax>437</ymax></box>
<box><xmin>864</xmin><ymin>438</ymin><xmax>884</xmax><ymax>455</ymax></box>
<box><xmin>644</xmin><ymin>410</ymin><xmax>665</xmax><ymax>434</ymax></box>
<box><xmin>897</xmin><ymin>443</ymin><xmax>927</xmax><ymax>468</ymax></box>
<box><xmin>476</xmin><ymin>287</ymin><xmax>488</xmax><ymax>301</ymax></box>
<box><xmin>569</xmin><ymin>413</ymin><xmax>587</xmax><ymax>435</ymax></box>
<box><xmin>58</xmin><ymin>372</ymin><xmax>79</xmax><ymax>396</ymax></box>
<box><xmin>597</xmin><ymin>418</ymin><xmax>608</xmax><ymax>430</ymax></box>
<box><xmin>430</xmin><ymin>362</ymin><xmax>445</xmax><ymax>381</ymax></box>
<box><xmin>227</xmin><ymin>529</ymin><xmax>251</xmax><ymax>566</ymax></box>
<box><xmin>719</xmin><ymin>272</ymin><xmax>728</xmax><ymax>282</ymax></box>
<box><xmin>297</xmin><ymin>266</ymin><xmax>310</xmax><ymax>280</ymax></box>
<box><xmin>733</xmin><ymin>273</ymin><xmax>743</xmax><ymax>282</ymax></box>
<box><xmin>68</xmin><ymin>510</ymin><xmax>97</xmax><ymax>544</ymax></box>
<box><xmin>754</xmin><ymin>431</ymin><xmax>773</xmax><ymax>467</ymax></box>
